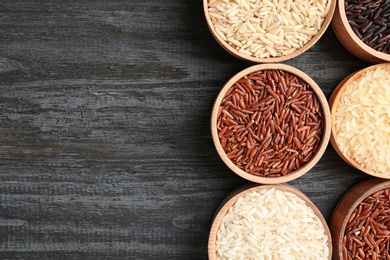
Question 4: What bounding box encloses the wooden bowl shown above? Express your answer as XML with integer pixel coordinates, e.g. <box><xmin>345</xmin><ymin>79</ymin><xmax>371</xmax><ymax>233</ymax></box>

<box><xmin>330</xmin><ymin>178</ymin><xmax>390</xmax><ymax>259</ymax></box>
<box><xmin>208</xmin><ymin>183</ymin><xmax>332</xmax><ymax>259</ymax></box>
<box><xmin>211</xmin><ymin>64</ymin><xmax>331</xmax><ymax>184</ymax></box>
<box><xmin>329</xmin><ymin>63</ymin><xmax>390</xmax><ymax>178</ymax></box>
<box><xmin>203</xmin><ymin>0</ymin><xmax>336</xmax><ymax>63</ymax></box>
<box><xmin>332</xmin><ymin>0</ymin><xmax>390</xmax><ymax>63</ymax></box>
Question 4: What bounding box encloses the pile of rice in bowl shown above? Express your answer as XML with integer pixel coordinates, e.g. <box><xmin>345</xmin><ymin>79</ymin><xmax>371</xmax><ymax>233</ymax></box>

<box><xmin>215</xmin><ymin>188</ymin><xmax>329</xmax><ymax>259</ymax></box>
<box><xmin>334</xmin><ymin>65</ymin><xmax>390</xmax><ymax>176</ymax></box>
<box><xmin>207</xmin><ymin>0</ymin><xmax>332</xmax><ymax>58</ymax></box>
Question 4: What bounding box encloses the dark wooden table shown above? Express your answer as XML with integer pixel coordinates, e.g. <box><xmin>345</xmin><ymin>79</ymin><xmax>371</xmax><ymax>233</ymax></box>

<box><xmin>0</xmin><ymin>1</ymin><xmax>376</xmax><ymax>259</ymax></box>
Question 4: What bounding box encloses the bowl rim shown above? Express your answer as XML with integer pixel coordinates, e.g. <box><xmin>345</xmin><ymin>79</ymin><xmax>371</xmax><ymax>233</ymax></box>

<box><xmin>211</xmin><ymin>63</ymin><xmax>331</xmax><ymax>184</ymax></box>
<box><xmin>333</xmin><ymin>0</ymin><xmax>390</xmax><ymax>62</ymax></box>
<box><xmin>208</xmin><ymin>183</ymin><xmax>332</xmax><ymax>259</ymax></box>
<box><xmin>203</xmin><ymin>0</ymin><xmax>336</xmax><ymax>63</ymax></box>
<box><xmin>329</xmin><ymin>63</ymin><xmax>390</xmax><ymax>178</ymax></box>
<box><xmin>330</xmin><ymin>177</ymin><xmax>390</xmax><ymax>259</ymax></box>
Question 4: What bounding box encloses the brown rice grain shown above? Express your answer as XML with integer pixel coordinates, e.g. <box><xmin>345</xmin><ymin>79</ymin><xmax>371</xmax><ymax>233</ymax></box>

<box><xmin>207</xmin><ymin>0</ymin><xmax>331</xmax><ymax>59</ymax></box>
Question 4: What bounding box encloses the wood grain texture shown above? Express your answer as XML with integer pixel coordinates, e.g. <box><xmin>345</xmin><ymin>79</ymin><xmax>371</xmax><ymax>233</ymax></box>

<box><xmin>0</xmin><ymin>0</ymin><xmax>373</xmax><ymax>259</ymax></box>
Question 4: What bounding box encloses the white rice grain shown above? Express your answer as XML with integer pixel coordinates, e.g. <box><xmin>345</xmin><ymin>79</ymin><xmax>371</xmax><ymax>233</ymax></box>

<box><xmin>334</xmin><ymin>66</ymin><xmax>390</xmax><ymax>176</ymax></box>
<box><xmin>215</xmin><ymin>188</ymin><xmax>329</xmax><ymax>259</ymax></box>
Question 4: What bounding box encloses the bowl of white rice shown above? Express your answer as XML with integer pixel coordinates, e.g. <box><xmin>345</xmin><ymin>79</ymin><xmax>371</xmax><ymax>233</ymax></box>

<box><xmin>329</xmin><ymin>63</ymin><xmax>390</xmax><ymax>178</ymax></box>
<box><xmin>203</xmin><ymin>0</ymin><xmax>336</xmax><ymax>63</ymax></box>
<box><xmin>208</xmin><ymin>183</ymin><xmax>332</xmax><ymax>259</ymax></box>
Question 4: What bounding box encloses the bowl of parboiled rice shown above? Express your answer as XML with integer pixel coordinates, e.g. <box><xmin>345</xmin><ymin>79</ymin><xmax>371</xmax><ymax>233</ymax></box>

<box><xmin>329</xmin><ymin>63</ymin><xmax>390</xmax><ymax>178</ymax></box>
<box><xmin>208</xmin><ymin>183</ymin><xmax>332</xmax><ymax>259</ymax></box>
<box><xmin>203</xmin><ymin>0</ymin><xmax>336</xmax><ymax>63</ymax></box>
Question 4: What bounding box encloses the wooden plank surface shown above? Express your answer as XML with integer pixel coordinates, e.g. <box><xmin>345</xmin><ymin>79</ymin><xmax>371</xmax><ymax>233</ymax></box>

<box><xmin>0</xmin><ymin>1</ymin><xmax>374</xmax><ymax>259</ymax></box>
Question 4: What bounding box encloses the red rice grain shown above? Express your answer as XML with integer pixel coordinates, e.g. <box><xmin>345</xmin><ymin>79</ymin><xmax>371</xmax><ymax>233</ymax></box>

<box><xmin>216</xmin><ymin>69</ymin><xmax>324</xmax><ymax>177</ymax></box>
<box><xmin>343</xmin><ymin>188</ymin><xmax>390</xmax><ymax>260</ymax></box>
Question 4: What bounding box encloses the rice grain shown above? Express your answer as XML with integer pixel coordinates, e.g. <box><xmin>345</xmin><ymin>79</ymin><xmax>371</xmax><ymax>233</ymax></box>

<box><xmin>216</xmin><ymin>188</ymin><xmax>329</xmax><ymax>259</ymax></box>
<box><xmin>207</xmin><ymin>0</ymin><xmax>330</xmax><ymax>58</ymax></box>
<box><xmin>217</xmin><ymin>69</ymin><xmax>324</xmax><ymax>178</ymax></box>
<box><xmin>334</xmin><ymin>66</ymin><xmax>390</xmax><ymax>176</ymax></box>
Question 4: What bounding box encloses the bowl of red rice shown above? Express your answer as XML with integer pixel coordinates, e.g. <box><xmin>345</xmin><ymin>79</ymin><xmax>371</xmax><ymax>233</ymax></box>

<box><xmin>331</xmin><ymin>177</ymin><xmax>390</xmax><ymax>259</ymax></box>
<box><xmin>211</xmin><ymin>63</ymin><xmax>331</xmax><ymax>184</ymax></box>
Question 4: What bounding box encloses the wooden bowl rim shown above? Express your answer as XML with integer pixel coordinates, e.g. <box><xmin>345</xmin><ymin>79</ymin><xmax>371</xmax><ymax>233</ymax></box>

<box><xmin>211</xmin><ymin>63</ymin><xmax>331</xmax><ymax>184</ymax></box>
<box><xmin>208</xmin><ymin>183</ymin><xmax>332</xmax><ymax>259</ymax></box>
<box><xmin>334</xmin><ymin>0</ymin><xmax>390</xmax><ymax>61</ymax></box>
<box><xmin>329</xmin><ymin>63</ymin><xmax>390</xmax><ymax>178</ymax></box>
<box><xmin>330</xmin><ymin>177</ymin><xmax>390</xmax><ymax>259</ymax></box>
<box><xmin>203</xmin><ymin>0</ymin><xmax>336</xmax><ymax>63</ymax></box>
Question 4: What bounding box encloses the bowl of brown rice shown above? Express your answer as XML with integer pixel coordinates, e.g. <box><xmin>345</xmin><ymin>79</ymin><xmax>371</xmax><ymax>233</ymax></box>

<box><xmin>331</xmin><ymin>177</ymin><xmax>390</xmax><ymax>259</ymax></box>
<box><xmin>208</xmin><ymin>183</ymin><xmax>332</xmax><ymax>259</ymax></box>
<box><xmin>203</xmin><ymin>0</ymin><xmax>336</xmax><ymax>63</ymax></box>
<box><xmin>211</xmin><ymin>63</ymin><xmax>331</xmax><ymax>184</ymax></box>
<box><xmin>332</xmin><ymin>0</ymin><xmax>390</xmax><ymax>63</ymax></box>
<box><xmin>329</xmin><ymin>63</ymin><xmax>390</xmax><ymax>178</ymax></box>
